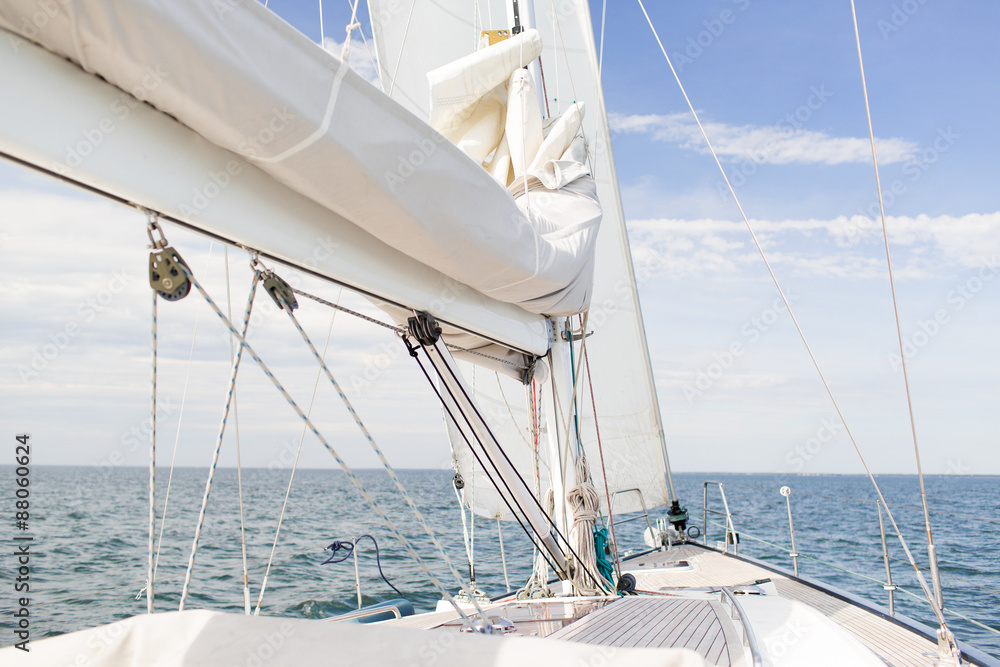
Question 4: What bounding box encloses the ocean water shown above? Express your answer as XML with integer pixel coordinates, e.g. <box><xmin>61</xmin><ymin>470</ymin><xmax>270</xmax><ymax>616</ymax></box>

<box><xmin>1</xmin><ymin>467</ymin><xmax>998</xmax><ymax>659</ymax></box>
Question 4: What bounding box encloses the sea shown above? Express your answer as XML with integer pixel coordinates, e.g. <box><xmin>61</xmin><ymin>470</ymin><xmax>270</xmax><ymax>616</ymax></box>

<box><xmin>2</xmin><ymin>467</ymin><xmax>998</xmax><ymax>659</ymax></box>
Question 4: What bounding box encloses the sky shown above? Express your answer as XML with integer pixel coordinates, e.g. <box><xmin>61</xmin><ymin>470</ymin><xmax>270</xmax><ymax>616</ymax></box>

<box><xmin>1</xmin><ymin>1</ymin><xmax>998</xmax><ymax>479</ymax></box>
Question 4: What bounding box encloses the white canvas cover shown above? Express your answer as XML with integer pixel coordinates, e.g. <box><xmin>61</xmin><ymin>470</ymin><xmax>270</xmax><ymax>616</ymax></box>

<box><xmin>0</xmin><ymin>0</ymin><xmax>600</xmax><ymax>317</ymax></box>
<box><xmin>0</xmin><ymin>610</ymin><xmax>710</xmax><ymax>667</ymax></box>
<box><xmin>371</xmin><ymin>0</ymin><xmax>673</xmax><ymax>515</ymax></box>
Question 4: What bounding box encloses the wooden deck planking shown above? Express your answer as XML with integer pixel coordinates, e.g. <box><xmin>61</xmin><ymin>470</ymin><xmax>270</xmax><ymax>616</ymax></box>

<box><xmin>626</xmin><ymin>545</ymin><xmax>945</xmax><ymax>666</ymax></box>
<box><xmin>548</xmin><ymin>596</ymin><xmax>737</xmax><ymax>665</ymax></box>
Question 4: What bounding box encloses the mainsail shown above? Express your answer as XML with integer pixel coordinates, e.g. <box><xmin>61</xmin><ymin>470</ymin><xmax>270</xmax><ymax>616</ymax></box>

<box><xmin>370</xmin><ymin>0</ymin><xmax>674</xmax><ymax>516</ymax></box>
<box><xmin>0</xmin><ymin>0</ymin><xmax>602</xmax><ymax>356</ymax></box>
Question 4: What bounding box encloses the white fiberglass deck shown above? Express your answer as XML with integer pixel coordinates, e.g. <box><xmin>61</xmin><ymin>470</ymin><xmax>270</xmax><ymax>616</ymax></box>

<box><xmin>385</xmin><ymin>543</ymin><xmax>966</xmax><ymax>666</ymax></box>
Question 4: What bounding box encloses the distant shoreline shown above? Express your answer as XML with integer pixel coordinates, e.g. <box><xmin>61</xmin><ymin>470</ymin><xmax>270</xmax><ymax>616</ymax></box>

<box><xmin>2</xmin><ymin>464</ymin><xmax>995</xmax><ymax>477</ymax></box>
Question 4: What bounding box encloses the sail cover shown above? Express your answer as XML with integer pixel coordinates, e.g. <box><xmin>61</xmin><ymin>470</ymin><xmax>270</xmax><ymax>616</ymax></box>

<box><xmin>371</xmin><ymin>0</ymin><xmax>673</xmax><ymax>515</ymax></box>
<box><xmin>0</xmin><ymin>0</ymin><xmax>599</xmax><ymax>317</ymax></box>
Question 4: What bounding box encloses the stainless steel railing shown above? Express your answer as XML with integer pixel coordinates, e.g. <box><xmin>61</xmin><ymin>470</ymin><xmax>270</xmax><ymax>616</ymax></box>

<box><xmin>703</xmin><ymin>481</ymin><xmax>740</xmax><ymax>554</ymax></box>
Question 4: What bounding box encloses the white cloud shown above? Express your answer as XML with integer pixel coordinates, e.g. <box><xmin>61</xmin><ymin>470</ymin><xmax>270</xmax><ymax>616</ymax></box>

<box><xmin>609</xmin><ymin>112</ymin><xmax>918</xmax><ymax>166</ymax></box>
<box><xmin>629</xmin><ymin>212</ymin><xmax>1000</xmax><ymax>280</ymax></box>
<box><xmin>323</xmin><ymin>36</ymin><xmax>381</xmax><ymax>86</ymax></box>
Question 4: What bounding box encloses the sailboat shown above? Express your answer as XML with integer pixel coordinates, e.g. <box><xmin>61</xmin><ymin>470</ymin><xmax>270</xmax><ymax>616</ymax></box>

<box><xmin>1</xmin><ymin>0</ymin><xmax>997</xmax><ymax>665</ymax></box>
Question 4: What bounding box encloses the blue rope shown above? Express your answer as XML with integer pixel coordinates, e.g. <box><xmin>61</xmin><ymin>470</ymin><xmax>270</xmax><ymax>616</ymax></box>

<box><xmin>323</xmin><ymin>534</ymin><xmax>405</xmax><ymax>599</ymax></box>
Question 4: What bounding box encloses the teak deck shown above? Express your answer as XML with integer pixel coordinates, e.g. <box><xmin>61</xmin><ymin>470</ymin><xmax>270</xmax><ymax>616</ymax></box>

<box><xmin>383</xmin><ymin>542</ymin><xmax>955</xmax><ymax>666</ymax></box>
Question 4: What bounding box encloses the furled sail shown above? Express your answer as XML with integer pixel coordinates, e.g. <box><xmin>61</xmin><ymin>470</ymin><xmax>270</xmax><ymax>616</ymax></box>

<box><xmin>371</xmin><ymin>0</ymin><xmax>673</xmax><ymax>516</ymax></box>
<box><xmin>0</xmin><ymin>0</ymin><xmax>600</xmax><ymax>321</ymax></box>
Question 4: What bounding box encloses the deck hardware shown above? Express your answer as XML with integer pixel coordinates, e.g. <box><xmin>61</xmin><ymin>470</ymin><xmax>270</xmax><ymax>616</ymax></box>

<box><xmin>149</xmin><ymin>247</ymin><xmax>192</xmax><ymax>301</ymax></box>
<box><xmin>408</xmin><ymin>311</ymin><xmax>442</xmax><ymax>346</ymax></box>
<box><xmin>876</xmin><ymin>500</ymin><xmax>896</xmax><ymax>616</ymax></box>
<box><xmin>703</xmin><ymin>482</ymin><xmax>738</xmax><ymax>555</ymax></box>
<box><xmin>262</xmin><ymin>271</ymin><xmax>298</xmax><ymax>311</ymax></box>
<box><xmin>780</xmin><ymin>486</ymin><xmax>799</xmax><ymax>577</ymax></box>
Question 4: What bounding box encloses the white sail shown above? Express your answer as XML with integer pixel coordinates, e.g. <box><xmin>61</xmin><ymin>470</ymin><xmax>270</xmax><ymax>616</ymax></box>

<box><xmin>0</xmin><ymin>0</ymin><xmax>600</xmax><ymax>325</ymax></box>
<box><xmin>371</xmin><ymin>0</ymin><xmax>673</xmax><ymax>515</ymax></box>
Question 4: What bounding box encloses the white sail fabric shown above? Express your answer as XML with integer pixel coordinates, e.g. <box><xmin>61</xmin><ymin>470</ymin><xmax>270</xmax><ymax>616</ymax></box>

<box><xmin>371</xmin><ymin>0</ymin><xmax>672</xmax><ymax>515</ymax></box>
<box><xmin>0</xmin><ymin>0</ymin><xmax>599</xmax><ymax>317</ymax></box>
<box><xmin>447</xmin><ymin>363</ymin><xmax>553</xmax><ymax>521</ymax></box>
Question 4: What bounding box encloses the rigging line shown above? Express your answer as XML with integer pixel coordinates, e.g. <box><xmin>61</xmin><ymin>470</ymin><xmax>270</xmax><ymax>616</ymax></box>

<box><xmin>279</xmin><ymin>300</ymin><xmax>490</xmax><ymax>621</ymax></box>
<box><xmin>292</xmin><ymin>287</ymin><xmax>403</xmax><ymax>333</ymax></box>
<box><xmin>255</xmin><ymin>291</ymin><xmax>341</xmax><ymax>616</ymax></box>
<box><xmin>497</xmin><ymin>515</ymin><xmax>512</xmax><ymax>592</ymax></box>
<box><xmin>152</xmin><ymin>243</ymin><xmax>214</xmax><ymax>585</ymax></box>
<box><xmin>552</xmin><ymin>315</ymin><xmax>592</xmax><ymax>487</ymax></box>
<box><xmin>174</xmin><ymin>264</ymin><xmax>481</xmax><ymax>631</ymax></box>
<box><xmin>427</xmin><ymin>340</ymin><xmax>607</xmax><ymax>591</ymax></box>
<box><xmin>340</xmin><ymin>0</ymin><xmax>362</xmax><ymax>62</ymax></box>
<box><xmin>318</xmin><ymin>0</ymin><xmax>325</xmax><ymax>44</ymax></box>
<box><xmin>147</xmin><ymin>290</ymin><xmax>157</xmax><ymax>614</ymax></box>
<box><xmin>344</xmin><ymin>0</ymin><xmax>381</xmax><ymax>86</ymax></box>
<box><xmin>179</xmin><ymin>271</ymin><xmax>259</xmax><ymax>611</ymax></box>
<box><xmin>387</xmin><ymin>0</ymin><xmax>417</xmax><ymax>98</ymax></box>
<box><xmin>598</xmin><ymin>0</ymin><xmax>607</xmax><ymax>76</ymax></box>
<box><xmin>634</xmin><ymin>0</ymin><xmax>945</xmax><ymax>624</ymax></box>
<box><xmin>849</xmin><ymin>0</ymin><xmax>942</xmax><ymax>613</ymax></box>
<box><xmin>406</xmin><ymin>341</ymin><xmax>566</xmax><ymax>580</ymax></box>
<box><xmin>453</xmin><ymin>480</ymin><xmax>474</xmax><ymax>578</ymax></box>
<box><xmin>496</xmin><ymin>372</ymin><xmax>552</xmax><ymax>472</ymax></box>
<box><xmin>224</xmin><ymin>247</ymin><xmax>252</xmax><ymax>615</ymax></box>
<box><xmin>582</xmin><ymin>335</ymin><xmax>620</xmax><ymax>581</ymax></box>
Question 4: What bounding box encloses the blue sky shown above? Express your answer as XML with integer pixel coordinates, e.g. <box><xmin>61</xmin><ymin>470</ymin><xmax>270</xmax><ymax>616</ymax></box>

<box><xmin>1</xmin><ymin>1</ymin><xmax>997</xmax><ymax>477</ymax></box>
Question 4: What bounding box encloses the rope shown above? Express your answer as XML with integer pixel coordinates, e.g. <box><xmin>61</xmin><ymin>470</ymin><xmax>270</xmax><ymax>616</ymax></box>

<box><xmin>254</xmin><ymin>297</ymin><xmax>340</xmax><ymax>615</ymax></box>
<box><xmin>583</xmin><ymin>337</ymin><xmax>620</xmax><ymax>580</ymax></box>
<box><xmin>318</xmin><ymin>0</ymin><xmax>325</xmax><ymax>44</ymax></box>
<box><xmin>454</xmin><ymin>481</ymin><xmax>475</xmax><ymax>580</ymax></box>
<box><xmin>322</xmin><ymin>535</ymin><xmax>405</xmax><ymax>599</ymax></box>
<box><xmin>293</xmin><ymin>288</ymin><xmax>402</xmax><ymax>333</ymax></box>
<box><xmin>224</xmin><ymin>247</ymin><xmax>252</xmax><ymax>615</ymax></box>
<box><xmin>634</xmin><ymin>0</ymin><xmax>944</xmax><ymax>624</ymax></box>
<box><xmin>278</xmin><ymin>298</ymin><xmax>489</xmax><ymax>621</ymax></box>
<box><xmin>598</xmin><ymin>0</ymin><xmax>607</xmax><ymax>76</ymax></box>
<box><xmin>497</xmin><ymin>515</ymin><xmax>511</xmax><ymax>592</ymax></box>
<box><xmin>406</xmin><ymin>341</ymin><xmax>567</xmax><ymax>581</ymax></box>
<box><xmin>340</xmin><ymin>0</ymin><xmax>361</xmax><ymax>61</ymax></box>
<box><xmin>387</xmin><ymin>0</ymin><xmax>417</xmax><ymax>97</ymax></box>
<box><xmin>175</xmin><ymin>262</ymin><xmax>482</xmax><ymax>631</ymax></box>
<box><xmin>178</xmin><ymin>272</ymin><xmax>258</xmax><ymax>611</ymax></box>
<box><xmin>294</xmin><ymin>287</ymin><xmax>526</xmax><ymax>370</ymax></box>
<box><xmin>152</xmin><ymin>246</ymin><xmax>214</xmax><ymax>585</ymax></box>
<box><xmin>849</xmin><ymin>0</ymin><xmax>944</xmax><ymax>622</ymax></box>
<box><xmin>447</xmin><ymin>344</ymin><xmax>528</xmax><ymax>371</ymax></box>
<box><xmin>567</xmin><ymin>453</ymin><xmax>606</xmax><ymax>594</ymax></box>
<box><xmin>147</xmin><ymin>290</ymin><xmax>156</xmax><ymax>614</ymax></box>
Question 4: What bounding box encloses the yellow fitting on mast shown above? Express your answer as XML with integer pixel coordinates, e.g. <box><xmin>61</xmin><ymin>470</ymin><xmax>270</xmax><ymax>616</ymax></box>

<box><xmin>480</xmin><ymin>30</ymin><xmax>510</xmax><ymax>46</ymax></box>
